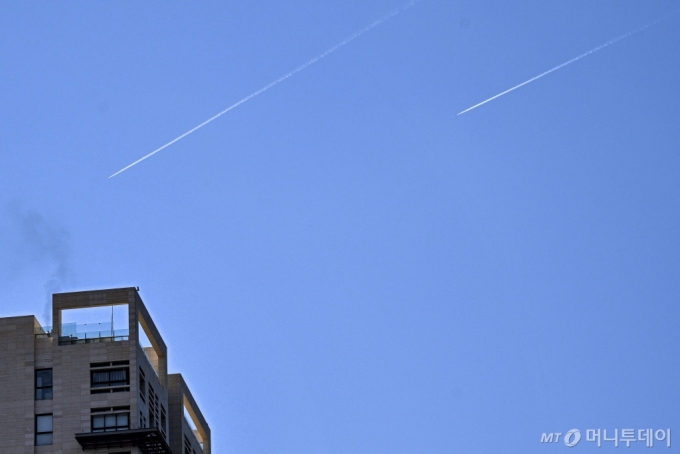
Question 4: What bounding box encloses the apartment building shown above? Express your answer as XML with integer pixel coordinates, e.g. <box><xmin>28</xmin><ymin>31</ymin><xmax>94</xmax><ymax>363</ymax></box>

<box><xmin>0</xmin><ymin>287</ymin><xmax>211</xmax><ymax>454</ymax></box>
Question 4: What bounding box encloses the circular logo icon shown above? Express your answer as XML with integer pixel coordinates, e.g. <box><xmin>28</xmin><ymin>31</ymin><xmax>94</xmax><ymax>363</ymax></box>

<box><xmin>564</xmin><ymin>429</ymin><xmax>581</xmax><ymax>447</ymax></box>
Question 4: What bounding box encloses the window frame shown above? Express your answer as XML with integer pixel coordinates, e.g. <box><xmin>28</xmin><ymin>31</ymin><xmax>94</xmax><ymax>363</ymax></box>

<box><xmin>184</xmin><ymin>435</ymin><xmax>192</xmax><ymax>454</ymax></box>
<box><xmin>35</xmin><ymin>369</ymin><xmax>53</xmax><ymax>400</ymax></box>
<box><xmin>139</xmin><ymin>367</ymin><xmax>146</xmax><ymax>402</ymax></box>
<box><xmin>91</xmin><ymin>412</ymin><xmax>130</xmax><ymax>433</ymax></box>
<box><xmin>35</xmin><ymin>414</ymin><xmax>53</xmax><ymax>446</ymax></box>
<box><xmin>90</xmin><ymin>367</ymin><xmax>130</xmax><ymax>389</ymax></box>
<box><xmin>160</xmin><ymin>405</ymin><xmax>167</xmax><ymax>438</ymax></box>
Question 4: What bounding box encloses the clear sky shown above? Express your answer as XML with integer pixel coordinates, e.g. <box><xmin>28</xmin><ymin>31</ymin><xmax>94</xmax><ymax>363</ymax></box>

<box><xmin>1</xmin><ymin>1</ymin><xmax>679</xmax><ymax>452</ymax></box>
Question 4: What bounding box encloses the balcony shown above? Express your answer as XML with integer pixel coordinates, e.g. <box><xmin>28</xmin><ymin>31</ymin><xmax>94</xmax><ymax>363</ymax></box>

<box><xmin>75</xmin><ymin>428</ymin><xmax>172</xmax><ymax>454</ymax></box>
<box><xmin>58</xmin><ymin>322</ymin><xmax>129</xmax><ymax>345</ymax></box>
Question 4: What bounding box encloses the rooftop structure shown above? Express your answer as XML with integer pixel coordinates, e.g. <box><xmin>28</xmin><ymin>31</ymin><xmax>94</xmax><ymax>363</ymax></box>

<box><xmin>0</xmin><ymin>287</ymin><xmax>211</xmax><ymax>454</ymax></box>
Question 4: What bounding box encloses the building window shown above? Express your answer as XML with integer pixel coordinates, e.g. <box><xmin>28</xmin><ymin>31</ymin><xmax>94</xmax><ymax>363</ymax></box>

<box><xmin>92</xmin><ymin>368</ymin><xmax>128</xmax><ymax>387</ymax></box>
<box><xmin>160</xmin><ymin>405</ymin><xmax>167</xmax><ymax>438</ymax></box>
<box><xmin>91</xmin><ymin>368</ymin><xmax>129</xmax><ymax>388</ymax></box>
<box><xmin>139</xmin><ymin>368</ymin><xmax>146</xmax><ymax>402</ymax></box>
<box><xmin>35</xmin><ymin>369</ymin><xmax>53</xmax><ymax>400</ymax></box>
<box><xmin>149</xmin><ymin>385</ymin><xmax>158</xmax><ymax>428</ymax></box>
<box><xmin>35</xmin><ymin>414</ymin><xmax>53</xmax><ymax>446</ymax></box>
<box><xmin>92</xmin><ymin>412</ymin><xmax>130</xmax><ymax>432</ymax></box>
<box><xmin>184</xmin><ymin>435</ymin><xmax>192</xmax><ymax>454</ymax></box>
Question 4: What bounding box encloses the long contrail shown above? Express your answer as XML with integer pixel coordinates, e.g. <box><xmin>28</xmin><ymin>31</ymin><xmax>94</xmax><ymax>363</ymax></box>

<box><xmin>457</xmin><ymin>12</ymin><xmax>677</xmax><ymax>115</ymax></box>
<box><xmin>110</xmin><ymin>1</ymin><xmax>419</xmax><ymax>178</ymax></box>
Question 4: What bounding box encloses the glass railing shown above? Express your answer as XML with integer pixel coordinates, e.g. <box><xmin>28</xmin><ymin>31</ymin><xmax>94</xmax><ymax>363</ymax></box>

<box><xmin>58</xmin><ymin>322</ymin><xmax>129</xmax><ymax>345</ymax></box>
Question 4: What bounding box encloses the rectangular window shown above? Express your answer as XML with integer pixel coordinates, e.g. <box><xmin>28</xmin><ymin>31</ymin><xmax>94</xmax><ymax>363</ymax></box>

<box><xmin>160</xmin><ymin>406</ymin><xmax>167</xmax><ymax>438</ymax></box>
<box><xmin>139</xmin><ymin>368</ymin><xmax>146</xmax><ymax>402</ymax></box>
<box><xmin>184</xmin><ymin>435</ymin><xmax>192</xmax><ymax>454</ymax></box>
<box><xmin>35</xmin><ymin>414</ymin><xmax>53</xmax><ymax>446</ymax></box>
<box><xmin>91</xmin><ymin>412</ymin><xmax>130</xmax><ymax>432</ymax></box>
<box><xmin>35</xmin><ymin>369</ymin><xmax>53</xmax><ymax>400</ymax></box>
<box><xmin>148</xmin><ymin>385</ymin><xmax>158</xmax><ymax>428</ymax></box>
<box><xmin>91</xmin><ymin>368</ymin><xmax>129</xmax><ymax>388</ymax></box>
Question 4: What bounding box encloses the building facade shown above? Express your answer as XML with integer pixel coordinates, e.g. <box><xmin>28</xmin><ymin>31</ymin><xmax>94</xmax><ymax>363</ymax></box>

<box><xmin>0</xmin><ymin>287</ymin><xmax>211</xmax><ymax>454</ymax></box>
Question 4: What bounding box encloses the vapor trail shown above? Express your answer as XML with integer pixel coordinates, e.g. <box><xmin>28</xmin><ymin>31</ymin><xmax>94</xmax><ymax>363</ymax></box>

<box><xmin>110</xmin><ymin>1</ymin><xmax>419</xmax><ymax>178</ymax></box>
<box><xmin>457</xmin><ymin>12</ymin><xmax>677</xmax><ymax>115</ymax></box>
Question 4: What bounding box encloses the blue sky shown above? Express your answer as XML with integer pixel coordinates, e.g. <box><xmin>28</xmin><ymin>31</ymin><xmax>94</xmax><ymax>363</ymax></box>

<box><xmin>1</xmin><ymin>1</ymin><xmax>679</xmax><ymax>452</ymax></box>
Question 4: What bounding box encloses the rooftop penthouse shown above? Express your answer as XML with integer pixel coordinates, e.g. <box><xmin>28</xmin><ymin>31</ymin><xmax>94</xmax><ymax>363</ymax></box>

<box><xmin>0</xmin><ymin>287</ymin><xmax>211</xmax><ymax>454</ymax></box>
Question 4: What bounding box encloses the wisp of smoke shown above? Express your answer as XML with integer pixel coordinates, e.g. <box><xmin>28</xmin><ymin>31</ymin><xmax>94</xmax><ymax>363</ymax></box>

<box><xmin>457</xmin><ymin>11</ymin><xmax>678</xmax><ymax>115</ymax></box>
<box><xmin>110</xmin><ymin>1</ymin><xmax>420</xmax><ymax>178</ymax></box>
<box><xmin>1</xmin><ymin>204</ymin><xmax>72</xmax><ymax>326</ymax></box>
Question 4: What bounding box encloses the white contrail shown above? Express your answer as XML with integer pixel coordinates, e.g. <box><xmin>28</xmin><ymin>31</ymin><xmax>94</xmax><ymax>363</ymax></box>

<box><xmin>457</xmin><ymin>12</ymin><xmax>677</xmax><ymax>115</ymax></box>
<box><xmin>110</xmin><ymin>1</ymin><xmax>419</xmax><ymax>178</ymax></box>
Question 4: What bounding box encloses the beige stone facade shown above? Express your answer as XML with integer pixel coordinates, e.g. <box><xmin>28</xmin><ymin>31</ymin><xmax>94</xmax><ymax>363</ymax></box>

<box><xmin>0</xmin><ymin>288</ymin><xmax>211</xmax><ymax>454</ymax></box>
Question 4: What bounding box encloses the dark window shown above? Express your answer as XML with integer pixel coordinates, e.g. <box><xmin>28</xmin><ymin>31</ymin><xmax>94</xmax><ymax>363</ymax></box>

<box><xmin>35</xmin><ymin>414</ymin><xmax>53</xmax><ymax>445</ymax></box>
<box><xmin>91</xmin><ymin>360</ymin><xmax>128</xmax><ymax>367</ymax></box>
<box><xmin>139</xmin><ymin>368</ymin><xmax>146</xmax><ymax>402</ymax></box>
<box><xmin>149</xmin><ymin>385</ymin><xmax>157</xmax><ymax>428</ymax></box>
<box><xmin>184</xmin><ymin>435</ymin><xmax>192</xmax><ymax>454</ymax></box>
<box><xmin>91</xmin><ymin>406</ymin><xmax>129</xmax><ymax>414</ymax></box>
<box><xmin>35</xmin><ymin>369</ymin><xmax>53</xmax><ymax>400</ymax></box>
<box><xmin>91</xmin><ymin>368</ymin><xmax>129</xmax><ymax>388</ymax></box>
<box><xmin>161</xmin><ymin>406</ymin><xmax>167</xmax><ymax>433</ymax></box>
<box><xmin>91</xmin><ymin>412</ymin><xmax>129</xmax><ymax>432</ymax></box>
